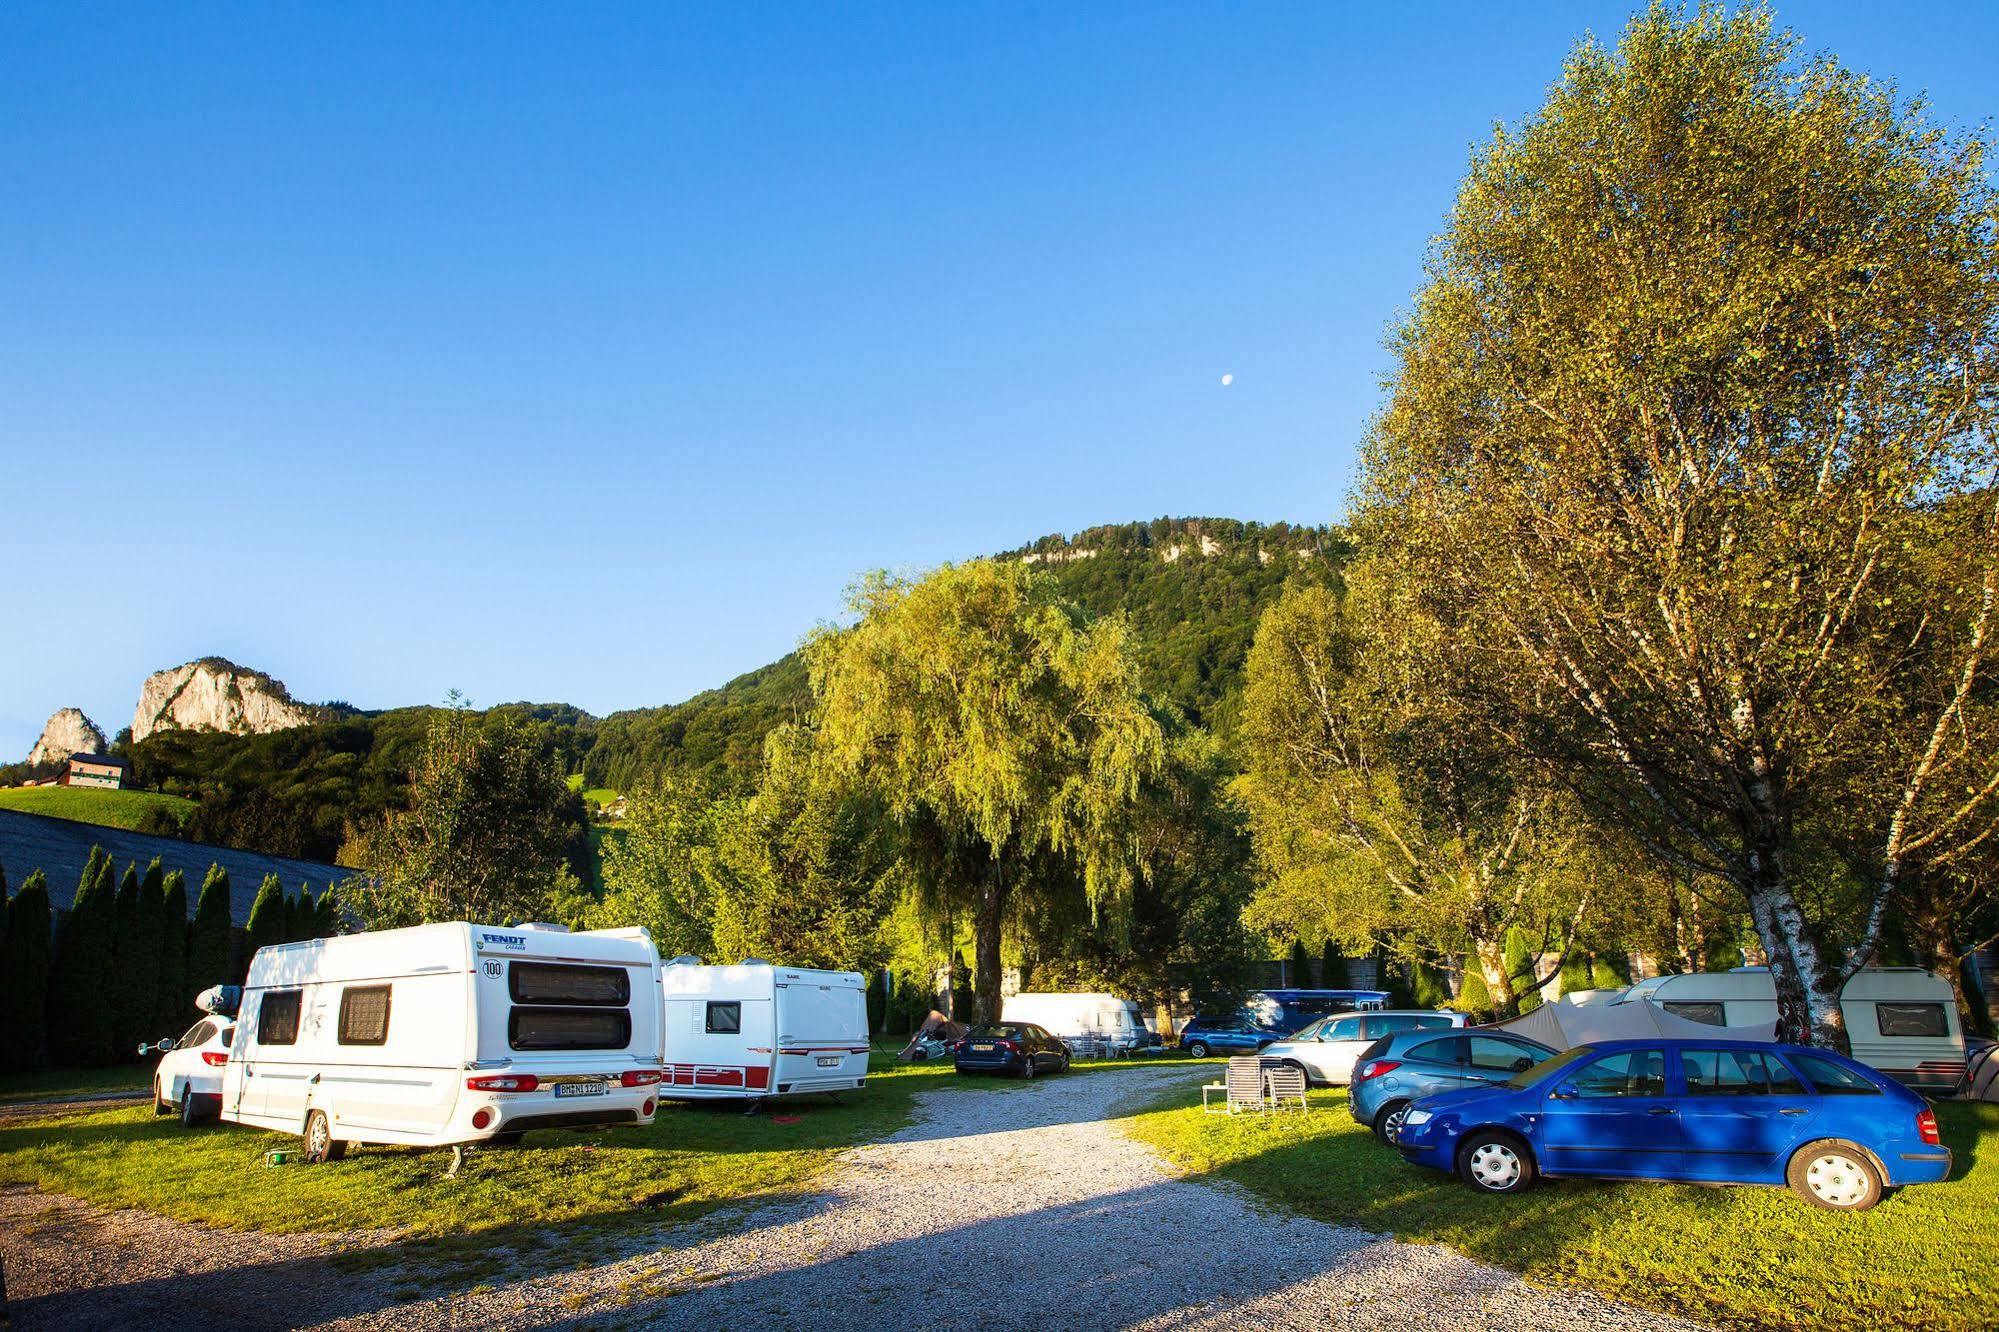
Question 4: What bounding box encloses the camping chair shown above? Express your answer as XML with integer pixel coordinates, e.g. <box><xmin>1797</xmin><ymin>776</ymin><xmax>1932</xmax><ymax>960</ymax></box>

<box><xmin>1262</xmin><ymin>1061</ymin><xmax>1308</xmax><ymax>1114</ymax></box>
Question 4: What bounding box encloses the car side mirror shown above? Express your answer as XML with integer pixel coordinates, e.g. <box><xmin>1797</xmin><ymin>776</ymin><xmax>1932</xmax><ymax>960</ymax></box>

<box><xmin>1549</xmin><ymin>1082</ymin><xmax>1577</xmax><ymax>1100</ymax></box>
<box><xmin>142</xmin><ymin>1037</ymin><xmax>175</xmax><ymax>1055</ymax></box>
<box><xmin>1511</xmin><ymin>1058</ymin><xmax>1534</xmax><ymax>1073</ymax></box>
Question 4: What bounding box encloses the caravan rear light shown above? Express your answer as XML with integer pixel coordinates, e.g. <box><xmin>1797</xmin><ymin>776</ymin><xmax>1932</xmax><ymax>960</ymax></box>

<box><xmin>466</xmin><ymin>1074</ymin><xmax>540</xmax><ymax>1093</ymax></box>
<box><xmin>620</xmin><ymin>1070</ymin><xmax>664</xmax><ymax>1088</ymax></box>
<box><xmin>1917</xmin><ymin>1108</ymin><xmax>1941</xmax><ymax>1146</ymax></box>
<box><xmin>1355</xmin><ymin>1060</ymin><xmax>1401</xmax><ymax>1083</ymax></box>
<box><xmin>201</xmin><ymin>1051</ymin><xmax>229</xmax><ymax>1067</ymax></box>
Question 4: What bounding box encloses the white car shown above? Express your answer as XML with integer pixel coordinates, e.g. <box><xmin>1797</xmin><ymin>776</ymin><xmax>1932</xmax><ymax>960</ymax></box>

<box><xmin>145</xmin><ymin>1015</ymin><xmax>235</xmax><ymax>1126</ymax></box>
<box><xmin>1261</xmin><ymin>1009</ymin><xmax>1467</xmax><ymax>1086</ymax></box>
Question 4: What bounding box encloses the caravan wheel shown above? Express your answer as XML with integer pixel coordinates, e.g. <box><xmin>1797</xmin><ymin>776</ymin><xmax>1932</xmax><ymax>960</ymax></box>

<box><xmin>304</xmin><ymin>1111</ymin><xmax>347</xmax><ymax>1164</ymax></box>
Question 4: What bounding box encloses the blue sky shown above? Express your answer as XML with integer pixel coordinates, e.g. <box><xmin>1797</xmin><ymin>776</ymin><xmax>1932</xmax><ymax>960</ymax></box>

<box><xmin>4</xmin><ymin>3</ymin><xmax>1995</xmax><ymax>757</ymax></box>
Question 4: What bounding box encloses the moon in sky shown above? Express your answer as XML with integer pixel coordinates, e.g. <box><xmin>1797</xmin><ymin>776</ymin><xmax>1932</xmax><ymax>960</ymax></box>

<box><xmin>1220</xmin><ymin>373</ymin><xmax>1234</xmax><ymax>387</ymax></box>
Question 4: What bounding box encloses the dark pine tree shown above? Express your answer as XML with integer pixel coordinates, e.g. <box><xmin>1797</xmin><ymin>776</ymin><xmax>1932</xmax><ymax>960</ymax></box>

<box><xmin>1287</xmin><ymin>938</ymin><xmax>1314</xmax><ymax>988</ymax></box>
<box><xmin>244</xmin><ymin>874</ymin><xmax>287</xmax><ymax>970</ymax></box>
<box><xmin>155</xmin><ymin>869</ymin><xmax>189</xmax><ymax>1033</ymax></box>
<box><xmin>1319</xmin><ymin>937</ymin><xmax>1346</xmax><ymax>991</ymax></box>
<box><xmin>125</xmin><ymin>860</ymin><xmax>166</xmax><ymax>1047</ymax></box>
<box><xmin>50</xmin><ymin>849</ymin><xmax>118</xmax><ymax>1065</ymax></box>
<box><xmin>188</xmin><ymin>864</ymin><xmax>235</xmax><ymax>997</ymax></box>
<box><xmin>0</xmin><ymin>870</ymin><xmax>53</xmax><ymax>1072</ymax></box>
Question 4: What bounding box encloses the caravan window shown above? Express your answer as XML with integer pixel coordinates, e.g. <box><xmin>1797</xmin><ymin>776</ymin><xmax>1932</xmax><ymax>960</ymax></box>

<box><xmin>509</xmin><ymin>1007</ymin><xmax>632</xmax><ymax>1051</ymax></box>
<box><xmin>338</xmin><ymin>985</ymin><xmax>393</xmax><ymax>1046</ymax></box>
<box><xmin>705</xmin><ymin>1001</ymin><xmax>742</xmax><ymax>1035</ymax></box>
<box><xmin>509</xmin><ymin>962</ymin><xmax>629</xmax><ymax>1007</ymax></box>
<box><xmin>1875</xmin><ymin>1003</ymin><xmax>1948</xmax><ymax>1038</ymax></box>
<box><xmin>1662</xmin><ymin>1001</ymin><xmax>1726</xmax><ymax>1026</ymax></box>
<box><xmin>257</xmin><ymin>990</ymin><xmax>302</xmax><ymax>1046</ymax></box>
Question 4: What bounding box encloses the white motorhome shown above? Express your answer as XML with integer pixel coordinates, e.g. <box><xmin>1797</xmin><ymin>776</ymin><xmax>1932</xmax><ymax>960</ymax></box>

<box><xmin>223</xmin><ymin>922</ymin><xmax>663</xmax><ymax>1161</ymax></box>
<box><xmin>1617</xmin><ymin>966</ymin><xmax>1967</xmax><ymax>1093</ymax></box>
<box><xmin>1001</xmin><ymin>992</ymin><xmax>1146</xmax><ymax>1055</ymax></box>
<box><xmin>659</xmin><ymin>957</ymin><xmax>870</xmax><ymax>1100</ymax></box>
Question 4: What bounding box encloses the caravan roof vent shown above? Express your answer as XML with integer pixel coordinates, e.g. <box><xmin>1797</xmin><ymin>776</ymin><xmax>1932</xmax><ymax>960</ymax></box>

<box><xmin>667</xmin><ymin>954</ymin><xmax>703</xmax><ymax>967</ymax></box>
<box><xmin>740</xmin><ymin>957</ymin><xmax>771</xmax><ymax>966</ymax></box>
<box><xmin>517</xmin><ymin>922</ymin><xmax>571</xmax><ymax>933</ymax></box>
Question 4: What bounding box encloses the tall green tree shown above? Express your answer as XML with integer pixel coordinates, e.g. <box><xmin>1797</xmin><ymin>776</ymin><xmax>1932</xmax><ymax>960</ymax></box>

<box><xmin>187</xmin><ymin>864</ymin><xmax>234</xmax><ymax>997</ymax></box>
<box><xmin>805</xmin><ymin>562</ymin><xmax>1165</xmax><ymax>1020</ymax></box>
<box><xmin>0</xmin><ymin>870</ymin><xmax>53</xmax><ymax>1072</ymax></box>
<box><xmin>1236</xmin><ymin>580</ymin><xmax>1590</xmax><ymax>1018</ymax></box>
<box><xmin>50</xmin><ymin>849</ymin><xmax>117</xmax><ymax>1065</ymax></box>
<box><xmin>1356</xmin><ymin>6</ymin><xmax>1999</xmax><ymax>1046</ymax></box>
<box><xmin>110</xmin><ymin>863</ymin><xmax>145</xmax><ymax>1056</ymax></box>
<box><xmin>245</xmin><ymin>874</ymin><xmax>288</xmax><ymax>967</ymax></box>
<box><xmin>348</xmin><ymin>705</ymin><xmax>584</xmax><ymax>928</ymax></box>
<box><xmin>124</xmin><ymin>860</ymin><xmax>166</xmax><ymax>1048</ymax></box>
<box><xmin>154</xmin><ymin>869</ymin><xmax>189</xmax><ymax>1033</ymax></box>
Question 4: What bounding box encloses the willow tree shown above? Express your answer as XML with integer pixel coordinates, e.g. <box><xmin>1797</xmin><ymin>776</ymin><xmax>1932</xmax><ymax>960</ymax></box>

<box><xmin>1236</xmin><ymin>577</ymin><xmax>1592</xmax><ymax>1018</ymax></box>
<box><xmin>1359</xmin><ymin>5</ymin><xmax>1999</xmax><ymax>1045</ymax></box>
<box><xmin>806</xmin><ymin>561</ymin><xmax>1164</xmax><ymax>1020</ymax></box>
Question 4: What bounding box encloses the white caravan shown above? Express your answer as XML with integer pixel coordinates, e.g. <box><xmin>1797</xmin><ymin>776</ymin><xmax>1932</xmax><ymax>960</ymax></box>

<box><xmin>1616</xmin><ymin>966</ymin><xmax>1967</xmax><ymax>1093</ymax></box>
<box><xmin>1001</xmin><ymin>992</ymin><xmax>1147</xmax><ymax>1055</ymax></box>
<box><xmin>658</xmin><ymin>957</ymin><xmax>870</xmax><ymax>1100</ymax></box>
<box><xmin>223</xmin><ymin>923</ymin><xmax>663</xmax><ymax>1160</ymax></box>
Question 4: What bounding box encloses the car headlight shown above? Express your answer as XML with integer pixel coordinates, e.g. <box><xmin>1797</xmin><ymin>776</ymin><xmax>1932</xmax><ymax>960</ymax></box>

<box><xmin>1402</xmin><ymin>1108</ymin><xmax>1433</xmax><ymax>1127</ymax></box>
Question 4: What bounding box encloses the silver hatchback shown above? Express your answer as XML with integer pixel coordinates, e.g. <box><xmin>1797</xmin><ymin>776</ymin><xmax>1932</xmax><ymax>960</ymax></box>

<box><xmin>1347</xmin><ymin>1027</ymin><xmax>1557</xmax><ymax>1141</ymax></box>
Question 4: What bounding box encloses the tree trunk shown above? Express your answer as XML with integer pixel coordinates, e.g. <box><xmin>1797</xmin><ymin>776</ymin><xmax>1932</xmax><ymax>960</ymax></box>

<box><xmin>973</xmin><ymin>858</ymin><xmax>1008</xmax><ymax>1023</ymax></box>
<box><xmin>1473</xmin><ymin>939</ymin><xmax>1519</xmax><ymax>1020</ymax></box>
<box><xmin>1742</xmin><ymin>843</ymin><xmax>1847</xmax><ymax>1050</ymax></box>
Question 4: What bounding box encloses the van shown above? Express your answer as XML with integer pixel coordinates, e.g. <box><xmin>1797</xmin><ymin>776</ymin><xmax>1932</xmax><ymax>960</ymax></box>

<box><xmin>1618</xmin><ymin>966</ymin><xmax>1966</xmax><ymax>1093</ymax></box>
<box><xmin>659</xmin><ymin>957</ymin><xmax>870</xmax><ymax>1100</ymax></box>
<box><xmin>223</xmin><ymin>922</ymin><xmax>663</xmax><ymax>1160</ymax></box>
<box><xmin>1001</xmin><ymin>992</ymin><xmax>1146</xmax><ymax>1055</ymax></box>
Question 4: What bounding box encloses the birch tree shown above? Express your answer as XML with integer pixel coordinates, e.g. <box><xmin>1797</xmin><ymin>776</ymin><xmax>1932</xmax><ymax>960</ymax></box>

<box><xmin>1358</xmin><ymin>5</ymin><xmax>1999</xmax><ymax>1045</ymax></box>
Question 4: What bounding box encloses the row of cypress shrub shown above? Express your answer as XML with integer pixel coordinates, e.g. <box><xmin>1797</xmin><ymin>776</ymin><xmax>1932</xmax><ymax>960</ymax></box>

<box><xmin>0</xmin><ymin>850</ymin><xmax>343</xmax><ymax>1071</ymax></box>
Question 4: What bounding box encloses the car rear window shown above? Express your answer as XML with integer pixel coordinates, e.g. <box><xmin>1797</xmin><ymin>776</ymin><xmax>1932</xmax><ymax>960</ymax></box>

<box><xmin>1404</xmin><ymin>1036</ymin><xmax>1464</xmax><ymax>1066</ymax></box>
<box><xmin>967</xmin><ymin>1025</ymin><xmax>1027</xmax><ymax>1039</ymax></box>
<box><xmin>1790</xmin><ymin>1052</ymin><xmax>1880</xmax><ymax>1095</ymax></box>
<box><xmin>1467</xmin><ymin>1036</ymin><xmax>1539</xmax><ymax>1071</ymax></box>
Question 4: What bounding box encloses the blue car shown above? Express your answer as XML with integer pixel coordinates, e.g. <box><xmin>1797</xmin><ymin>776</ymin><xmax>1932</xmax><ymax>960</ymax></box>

<box><xmin>1177</xmin><ymin>1015</ymin><xmax>1283</xmax><ymax>1057</ymax></box>
<box><xmin>1393</xmin><ymin>1038</ymin><xmax>1950</xmax><ymax>1211</ymax></box>
<box><xmin>1349</xmin><ymin>1027</ymin><xmax>1557</xmax><ymax>1142</ymax></box>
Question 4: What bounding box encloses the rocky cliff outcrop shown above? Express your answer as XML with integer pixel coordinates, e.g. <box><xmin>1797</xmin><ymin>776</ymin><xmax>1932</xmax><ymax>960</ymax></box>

<box><xmin>132</xmin><ymin>659</ymin><xmax>313</xmax><ymax>743</ymax></box>
<box><xmin>27</xmin><ymin>708</ymin><xmax>108</xmax><ymax>766</ymax></box>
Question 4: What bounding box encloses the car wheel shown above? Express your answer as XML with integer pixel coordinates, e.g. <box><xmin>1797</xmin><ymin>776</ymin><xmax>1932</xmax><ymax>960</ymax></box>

<box><xmin>179</xmin><ymin>1091</ymin><xmax>201</xmax><ymax>1128</ymax></box>
<box><xmin>489</xmin><ymin>1132</ymin><xmax>525</xmax><ymax>1149</ymax></box>
<box><xmin>1788</xmin><ymin>1142</ymin><xmax>1883</xmax><ymax>1211</ymax></box>
<box><xmin>1458</xmin><ymin>1131</ymin><xmax>1535</xmax><ymax>1195</ymax></box>
<box><xmin>1187</xmin><ymin>1041</ymin><xmax>1210</xmax><ymax>1058</ymax></box>
<box><xmin>303</xmin><ymin>1110</ymin><xmax>346</xmax><ymax>1164</ymax></box>
<box><xmin>154</xmin><ymin>1080</ymin><xmax>173</xmax><ymax>1116</ymax></box>
<box><xmin>1373</xmin><ymin>1100</ymin><xmax>1414</xmax><ymax>1145</ymax></box>
<box><xmin>1058</xmin><ymin>1055</ymin><xmax>1070</xmax><ymax>1073</ymax></box>
<box><xmin>1021</xmin><ymin>1054</ymin><xmax>1038</xmax><ymax>1080</ymax></box>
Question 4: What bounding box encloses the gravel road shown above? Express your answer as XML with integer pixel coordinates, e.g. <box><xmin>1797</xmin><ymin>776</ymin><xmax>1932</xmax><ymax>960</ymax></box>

<box><xmin>2</xmin><ymin>1064</ymin><xmax>1701</xmax><ymax>1331</ymax></box>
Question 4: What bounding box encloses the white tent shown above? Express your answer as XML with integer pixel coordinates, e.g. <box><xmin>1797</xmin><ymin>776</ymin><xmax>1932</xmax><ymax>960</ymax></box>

<box><xmin>1494</xmin><ymin>992</ymin><xmax>1777</xmax><ymax>1050</ymax></box>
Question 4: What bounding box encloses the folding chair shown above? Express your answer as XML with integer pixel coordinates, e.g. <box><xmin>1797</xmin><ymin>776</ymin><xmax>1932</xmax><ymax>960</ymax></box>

<box><xmin>1262</xmin><ymin>1061</ymin><xmax>1309</xmax><ymax>1113</ymax></box>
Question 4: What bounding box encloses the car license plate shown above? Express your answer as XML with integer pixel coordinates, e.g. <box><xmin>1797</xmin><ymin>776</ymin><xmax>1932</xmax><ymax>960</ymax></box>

<box><xmin>555</xmin><ymin>1081</ymin><xmax>608</xmax><ymax>1098</ymax></box>
<box><xmin>972</xmin><ymin>1043</ymin><xmax>994</xmax><ymax>1051</ymax></box>
<box><xmin>817</xmin><ymin>1055</ymin><xmax>842</xmax><ymax>1068</ymax></box>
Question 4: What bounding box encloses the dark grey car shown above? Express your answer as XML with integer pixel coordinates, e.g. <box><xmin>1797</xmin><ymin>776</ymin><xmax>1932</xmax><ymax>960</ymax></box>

<box><xmin>1347</xmin><ymin>1028</ymin><xmax>1557</xmax><ymax>1142</ymax></box>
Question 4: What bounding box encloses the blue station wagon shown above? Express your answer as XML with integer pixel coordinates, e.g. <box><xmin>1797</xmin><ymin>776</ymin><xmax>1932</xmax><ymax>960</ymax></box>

<box><xmin>1393</xmin><ymin>1038</ymin><xmax>1951</xmax><ymax>1210</ymax></box>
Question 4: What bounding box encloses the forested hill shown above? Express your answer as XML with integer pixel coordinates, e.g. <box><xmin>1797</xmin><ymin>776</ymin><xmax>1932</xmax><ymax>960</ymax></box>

<box><xmin>114</xmin><ymin>517</ymin><xmax>1340</xmax><ymax>860</ymax></box>
<box><xmin>582</xmin><ymin>517</ymin><xmax>1345</xmax><ymax>790</ymax></box>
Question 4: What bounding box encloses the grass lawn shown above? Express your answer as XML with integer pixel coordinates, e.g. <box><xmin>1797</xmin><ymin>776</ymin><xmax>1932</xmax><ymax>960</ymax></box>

<box><xmin>0</xmin><ymin>1066</ymin><xmax>150</xmax><ymax>1104</ymax></box>
<box><xmin>0</xmin><ymin>785</ymin><xmax>197</xmax><ymax>832</ymax></box>
<box><xmin>1126</xmin><ymin>1074</ymin><xmax>1999</xmax><ymax>1331</ymax></box>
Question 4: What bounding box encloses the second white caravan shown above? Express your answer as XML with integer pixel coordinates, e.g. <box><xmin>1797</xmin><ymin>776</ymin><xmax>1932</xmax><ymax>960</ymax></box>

<box><xmin>659</xmin><ymin>958</ymin><xmax>871</xmax><ymax>1100</ymax></box>
<box><xmin>223</xmin><ymin>922</ymin><xmax>663</xmax><ymax>1159</ymax></box>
